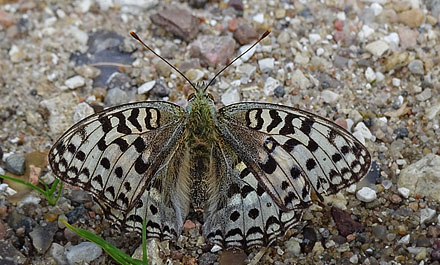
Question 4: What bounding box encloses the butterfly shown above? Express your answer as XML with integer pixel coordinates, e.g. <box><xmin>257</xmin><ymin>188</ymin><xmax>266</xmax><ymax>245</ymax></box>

<box><xmin>48</xmin><ymin>30</ymin><xmax>371</xmax><ymax>250</ymax></box>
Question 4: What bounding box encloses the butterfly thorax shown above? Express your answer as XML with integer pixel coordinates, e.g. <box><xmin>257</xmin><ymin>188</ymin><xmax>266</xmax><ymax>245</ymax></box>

<box><xmin>184</xmin><ymin>89</ymin><xmax>219</xmax><ymax>211</ymax></box>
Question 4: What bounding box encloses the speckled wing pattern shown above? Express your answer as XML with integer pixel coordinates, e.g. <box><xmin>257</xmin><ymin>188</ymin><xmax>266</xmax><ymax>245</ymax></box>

<box><xmin>49</xmin><ymin>101</ymin><xmax>190</xmax><ymax>240</ymax></box>
<box><xmin>49</xmin><ymin>100</ymin><xmax>371</xmax><ymax>250</ymax></box>
<box><xmin>205</xmin><ymin>102</ymin><xmax>371</xmax><ymax>248</ymax></box>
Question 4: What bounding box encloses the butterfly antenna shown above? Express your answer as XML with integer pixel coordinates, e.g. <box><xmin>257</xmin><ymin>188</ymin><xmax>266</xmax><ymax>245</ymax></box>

<box><xmin>130</xmin><ymin>32</ymin><xmax>197</xmax><ymax>90</ymax></box>
<box><xmin>203</xmin><ymin>30</ymin><xmax>271</xmax><ymax>92</ymax></box>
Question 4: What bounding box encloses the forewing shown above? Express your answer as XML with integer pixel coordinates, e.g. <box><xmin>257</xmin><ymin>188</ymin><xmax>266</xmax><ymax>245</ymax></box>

<box><xmin>203</xmin><ymin>144</ymin><xmax>301</xmax><ymax>249</ymax></box>
<box><xmin>216</xmin><ymin>102</ymin><xmax>371</xmax><ymax>211</ymax></box>
<box><xmin>49</xmin><ymin>101</ymin><xmax>189</xmax><ymax>239</ymax></box>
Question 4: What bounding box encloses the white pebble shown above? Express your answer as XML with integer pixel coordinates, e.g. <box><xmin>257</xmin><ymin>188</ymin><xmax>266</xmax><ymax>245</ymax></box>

<box><xmin>263</xmin><ymin>77</ymin><xmax>280</xmax><ymax>96</ymax></box>
<box><xmin>137</xmin><ymin>80</ymin><xmax>156</xmax><ymax>94</ymax></box>
<box><xmin>239</xmin><ymin>44</ymin><xmax>256</xmax><ymax>62</ymax></box>
<box><xmin>258</xmin><ymin>58</ymin><xmax>275</xmax><ymax>72</ymax></box>
<box><xmin>321</xmin><ymin>90</ymin><xmax>340</xmax><ymax>104</ymax></box>
<box><xmin>398</xmin><ymin>234</ymin><xmax>410</xmax><ymax>245</ymax></box>
<box><xmin>354</xmin><ymin>122</ymin><xmax>373</xmax><ymax>140</ymax></box>
<box><xmin>253</xmin><ymin>13</ymin><xmax>264</xmax><ymax>23</ymax></box>
<box><xmin>392</xmin><ymin>78</ymin><xmax>401</xmax><ymax>87</ymax></box>
<box><xmin>365</xmin><ymin>40</ymin><xmax>389</xmax><ymax>57</ymax></box>
<box><xmin>77</xmin><ymin>0</ymin><xmax>92</xmax><ymax>13</ymax></box>
<box><xmin>346</xmin><ymin>184</ymin><xmax>357</xmax><ymax>194</ymax></box>
<box><xmin>375</xmin><ymin>71</ymin><xmax>385</xmax><ymax>82</ymax></box>
<box><xmin>65</xmin><ymin>75</ymin><xmax>85</xmax><ymax>89</ymax></box>
<box><xmin>365</xmin><ymin>67</ymin><xmax>376</xmax><ymax>82</ymax></box>
<box><xmin>309</xmin><ymin>33</ymin><xmax>321</xmax><ymax>44</ymax></box>
<box><xmin>383</xmin><ymin>32</ymin><xmax>400</xmax><ymax>48</ymax></box>
<box><xmin>370</xmin><ymin>3</ymin><xmax>383</xmax><ymax>16</ymax></box>
<box><xmin>221</xmin><ymin>87</ymin><xmax>240</xmax><ymax>105</ymax></box>
<box><xmin>337</xmin><ymin>11</ymin><xmax>346</xmax><ymax>20</ymax></box>
<box><xmin>73</xmin><ymin>102</ymin><xmax>95</xmax><ymax>123</ymax></box>
<box><xmin>356</xmin><ymin>187</ymin><xmax>377</xmax><ymax>202</ymax></box>
<box><xmin>420</xmin><ymin>208</ymin><xmax>436</xmax><ymax>224</ymax></box>
<box><xmin>316</xmin><ymin>47</ymin><xmax>324</xmax><ymax>56</ymax></box>
<box><xmin>66</xmin><ymin>242</ymin><xmax>103</xmax><ymax>264</ymax></box>
<box><xmin>349</xmin><ymin>254</ymin><xmax>359</xmax><ymax>264</ymax></box>
<box><xmin>358</xmin><ymin>25</ymin><xmax>374</xmax><ymax>40</ymax></box>
<box><xmin>211</xmin><ymin>244</ymin><xmax>222</xmax><ymax>252</ymax></box>
<box><xmin>397</xmin><ymin>187</ymin><xmax>410</xmax><ymax>198</ymax></box>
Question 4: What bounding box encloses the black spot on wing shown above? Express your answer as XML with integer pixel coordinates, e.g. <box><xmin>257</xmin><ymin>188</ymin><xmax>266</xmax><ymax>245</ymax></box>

<box><xmin>99</xmin><ymin>116</ymin><xmax>113</xmax><ymax>133</ymax></box>
<box><xmin>75</xmin><ymin>150</ymin><xmax>86</xmax><ymax>161</ymax></box>
<box><xmin>112</xmin><ymin>138</ymin><xmax>129</xmax><ymax>152</ymax></box>
<box><xmin>259</xmin><ymin>155</ymin><xmax>277</xmax><ymax>174</ymax></box>
<box><xmin>133</xmin><ymin>137</ymin><xmax>146</xmax><ymax>153</ymax></box>
<box><xmin>279</xmin><ymin>113</ymin><xmax>296</xmax><ymax>135</ymax></box>
<box><xmin>300</xmin><ymin>118</ymin><xmax>313</xmax><ymax>135</ymax></box>
<box><xmin>114</xmin><ymin>112</ymin><xmax>132</xmax><ymax>134</ymax></box>
<box><xmin>115</xmin><ymin>166</ymin><xmax>123</xmax><ymax>178</ymax></box>
<box><xmin>282</xmin><ymin>138</ymin><xmax>301</xmax><ymax>153</ymax></box>
<box><xmin>134</xmin><ymin>156</ymin><xmax>149</xmax><ymax>174</ymax></box>
<box><xmin>100</xmin><ymin>157</ymin><xmax>110</xmax><ymax>169</ymax></box>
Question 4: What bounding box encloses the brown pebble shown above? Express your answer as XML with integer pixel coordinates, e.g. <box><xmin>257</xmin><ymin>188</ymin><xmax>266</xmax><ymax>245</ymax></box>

<box><xmin>408</xmin><ymin>202</ymin><xmax>419</xmax><ymax>211</ymax></box>
<box><xmin>398</xmin><ymin>8</ymin><xmax>424</xmax><ymax>28</ymax></box>
<box><xmin>233</xmin><ymin>23</ymin><xmax>258</xmax><ymax>45</ymax></box>
<box><xmin>390</xmin><ymin>194</ymin><xmax>402</xmax><ymax>204</ymax></box>
<box><xmin>184</xmin><ymin>219</ymin><xmax>196</xmax><ymax>230</ymax></box>
<box><xmin>0</xmin><ymin>10</ymin><xmax>15</xmax><ymax>27</ymax></box>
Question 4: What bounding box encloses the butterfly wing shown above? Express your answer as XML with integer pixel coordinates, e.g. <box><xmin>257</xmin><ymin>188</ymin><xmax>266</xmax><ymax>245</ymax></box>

<box><xmin>203</xmin><ymin>142</ymin><xmax>302</xmax><ymax>249</ymax></box>
<box><xmin>49</xmin><ymin>101</ymin><xmax>190</xmax><ymax>240</ymax></box>
<box><xmin>215</xmin><ymin>102</ymin><xmax>371</xmax><ymax>211</ymax></box>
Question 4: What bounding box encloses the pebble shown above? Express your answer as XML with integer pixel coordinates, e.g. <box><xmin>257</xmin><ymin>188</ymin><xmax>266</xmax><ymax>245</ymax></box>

<box><xmin>356</xmin><ymin>187</ymin><xmax>377</xmax><ymax>202</ymax></box>
<box><xmin>365</xmin><ymin>67</ymin><xmax>376</xmax><ymax>82</ymax></box>
<box><xmin>0</xmin><ymin>241</ymin><xmax>27</xmax><ymax>265</ymax></box>
<box><xmin>50</xmin><ymin>243</ymin><xmax>68</xmax><ymax>265</ymax></box>
<box><xmin>258</xmin><ymin>58</ymin><xmax>275</xmax><ymax>73</ymax></box>
<box><xmin>65</xmin><ymin>75</ymin><xmax>86</xmax><ymax>90</ymax></box>
<box><xmin>284</xmin><ymin>237</ymin><xmax>301</xmax><ymax>256</ymax></box>
<box><xmin>233</xmin><ymin>23</ymin><xmax>258</xmax><ymax>45</ymax></box>
<box><xmin>104</xmin><ymin>88</ymin><xmax>130</xmax><ymax>106</ymax></box>
<box><xmin>392</xmin><ymin>78</ymin><xmax>401</xmax><ymax>87</ymax></box>
<box><xmin>73</xmin><ymin>102</ymin><xmax>94</xmax><ymax>123</ymax></box>
<box><xmin>408</xmin><ymin>60</ymin><xmax>424</xmax><ymax>75</ymax></box>
<box><xmin>29</xmin><ymin>222</ymin><xmax>58</xmax><ymax>254</ymax></box>
<box><xmin>291</xmin><ymin>69</ymin><xmax>312</xmax><ymax>90</ymax></box>
<box><xmin>398</xmin><ymin>154</ymin><xmax>440</xmax><ymax>201</ymax></box>
<box><xmin>198</xmin><ymin>253</ymin><xmax>218</xmax><ymax>265</ymax></box>
<box><xmin>397</xmin><ymin>187</ymin><xmax>410</xmax><ymax>198</ymax></box>
<box><xmin>150</xmin><ymin>7</ymin><xmax>199</xmax><ymax>41</ymax></box>
<box><xmin>5</xmin><ymin>153</ymin><xmax>26</xmax><ymax>175</ymax></box>
<box><xmin>237</xmin><ymin>63</ymin><xmax>256</xmax><ymax>77</ymax></box>
<box><xmin>365</xmin><ymin>40</ymin><xmax>389</xmax><ymax>57</ymax></box>
<box><xmin>228</xmin><ymin>0</ymin><xmax>243</xmax><ymax>11</ymax></box>
<box><xmin>237</xmin><ymin>44</ymin><xmax>256</xmax><ymax>62</ymax></box>
<box><xmin>383</xmin><ymin>32</ymin><xmax>400</xmax><ymax>49</ymax></box>
<box><xmin>353</xmin><ymin>122</ymin><xmax>373</xmax><ymax>144</ymax></box>
<box><xmin>416</xmin><ymin>88</ymin><xmax>432</xmax><ymax>101</ymax></box>
<box><xmin>277</xmin><ymin>31</ymin><xmax>291</xmax><ymax>45</ymax></box>
<box><xmin>321</xmin><ymin>90</ymin><xmax>340</xmax><ymax>104</ymax></box>
<box><xmin>106</xmin><ymin>72</ymin><xmax>131</xmax><ymax>90</ymax></box>
<box><xmin>69</xmin><ymin>26</ymin><xmax>88</xmax><ymax>46</ymax></box>
<box><xmin>263</xmin><ymin>77</ymin><xmax>281</xmax><ymax>96</ymax></box>
<box><xmin>398</xmin><ymin>8</ymin><xmax>424</xmax><ymax>28</ymax></box>
<box><xmin>331</xmin><ymin>207</ymin><xmax>363</xmax><ymax>237</ymax></box>
<box><xmin>253</xmin><ymin>13</ymin><xmax>264</xmax><ymax>23</ymax></box>
<box><xmin>65</xmin><ymin>242</ymin><xmax>103</xmax><ymax>264</ymax></box>
<box><xmin>274</xmin><ymin>86</ymin><xmax>285</xmax><ymax>98</ymax></box>
<box><xmin>137</xmin><ymin>80</ymin><xmax>156</xmax><ymax>94</ymax></box>
<box><xmin>394</xmin><ymin>127</ymin><xmax>409</xmax><ymax>139</ymax></box>
<box><xmin>398</xmin><ymin>27</ymin><xmax>418</xmax><ymax>50</ymax></box>
<box><xmin>0</xmin><ymin>10</ymin><xmax>15</xmax><ymax>27</ymax></box>
<box><xmin>420</xmin><ymin>208</ymin><xmax>436</xmax><ymax>224</ymax></box>
<box><xmin>221</xmin><ymin>88</ymin><xmax>240</xmax><ymax>105</ymax></box>
<box><xmin>358</xmin><ymin>25</ymin><xmax>374</xmax><ymax>40</ymax></box>
<box><xmin>308</xmin><ymin>33</ymin><xmax>321</xmax><ymax>44</ymax></box>
<box><xmin>189</xmin><ymin>35</ymin><xmax>236</xmax><ymax>67</ymax></box>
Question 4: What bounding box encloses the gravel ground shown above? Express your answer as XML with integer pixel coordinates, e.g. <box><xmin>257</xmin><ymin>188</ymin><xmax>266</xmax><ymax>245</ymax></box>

<box><xmin>1</xmin><ymin>0</ymin><xmax>440</xmax><ymax>264</ymax></box>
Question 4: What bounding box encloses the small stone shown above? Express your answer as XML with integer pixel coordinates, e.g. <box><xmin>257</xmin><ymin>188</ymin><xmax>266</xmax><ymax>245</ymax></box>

<box><xmin>365</xmin><ymin>67</ymin><xmax>376</xmax><ymax>82</ymax></box>
<box><xmin>291</xmin><ymin>69</ymin><xmax>312</xmax><ymax>90</ymax></box>
<box><xmin>9</xmin><ymin>45</ymin><xmax>24</xmax><ymax>63</ymax></box>
<box><xmin>69</xmin><ymin>26</ymin><xmax>88</xmax><ymax>45</ymax></box>
<box><xmin>0</xmin><ymin>10</ymin><xmax>15</xmax><ymax>27</ymax></box>
<box><xmin>415</xmin><ymin>248</ymin><xmax>427</xmax><ymax>260</ymax></box>
<box><xmin>185</xmin><ymin>69</ymin><xmax>204</xmax><ymax>83</ymax></box>
<box><xmin>5</xmin><ymin>154</ymin><xmax>26</xmax><ymax>175</ymax></box>
<box><xmin>312</xmin><ymin>242</ymin><xmax>324</xmax><ymax>255</ymax></box>
<box><xmin>96</xmin><ymin>0</ymin><xmax>114</xmax><ymax>11</ymax></box>
<box><xmin>70</xmin><ymin>189</ymin><xmax>93</xmax><ymax>204</ymax></box>
<box><xmin>29</xmin><ymin>222</ymin><xmax>58</xmax><ymax>254</ymax></box>
<box><xmin>77</xmin><ymin>0</ymin><xmax>92</xmax><ymax>13</ymax></box>
<box><xmin>408</xmin><ymin>60</ymin><xmax>424</xmax><ymax>75</ymax></box>
<box><xmin>221</xmin><ymin>87</ymin><xmax>240</xmax><ymax>105</ymax></box>
<box><xmin>237</xmin><ymin>44</ymin><xmax>256</xmax><ymax>62</ymax></box>
<box><xmin>398</xmin><ymin>27</ymin><xmax>418</xmax><ymax>50</ymax></box>
<box><xmin>258</xmin><ymin>58</ymin><xmax>275</xmax><ymax>73</ymax></box>
<box><xmin>416</xmin><ymin>88</ymin><xmax>432</xmax><ymax>101</ymax></box>
<box><xmin>233</xmin><ymin>23</ymin><xmax>258</xmax><ymax>45</ymax></box>
<box><xmin>237</xmin><ymin>63</ymin><xmax>256</xmax><ymax>77</ymax></box>
<box><xmin>253</xmin><ymin>13</ymin><xmax>264</xmax><ymax>23</ymax></box>
<box><xmin>0</xmin><ymin>241</ymin><xmax>26</xmax><ymax>264</ymax></box>
<box><xmin>277</xmin><ymin>31</ymin><xmax>290</xmax><ymax>45</ymax></box>
<box><xmin>331</xmin><ymin>207</ymin><xmax>363</xmax><ymax>236</ymax></box>
<box><xmin>365</xmin><ymin>40</ymin><xmax>389</xmax><ymax>57</ymax></box>
<box><xmin>392</xmin><ymin>78</ymin><xmax>401</xmax><ymax>87</ymax></box>
<box><xmin>353</xmin><ymin>122</ymin><xmax>373</xmax><ymax>144</ymax></box>
<box><xmin>150</xmin><ymin>7</ymin><xmax>199</xmax><ymax>41</ymax></box>
<box><xmin>349</xmin><ymin>254</ymin><xmax>359</xmax><ymax>264</ymax></box>
<box><xmin>284</xmin><ymin>238</ymin><xmax>301</xmax><ymax>256</ymax></box>
<box><xmin>383</xmin><ymin>32</ymin><xmax>400</xmax><ymax>49</ymax></box>
<box><xmin>106</xmin><ymin>72</ymin><xmax>131</xmax><ymax>90</ymax></box>
<box><xmin>137</xmin><ymin>80</ymin><xmax>156</xmax><ymax>94</ymax></box>
<box><xmin>190</xmin><ymin>35</ymin><xmax>236</xmax><ymax>67</ymax></box>
<box><xmin>397</xmin><ymin>154</ymin><xmax>440</xmax><ymax>201</ymax></box>
<box><xmin>263</xmin><ymin>77</ymin><xmax>280</xmax><ymax>96</ymax></box>
<box><xmin>370</xmin><ymin>2</ymin><xmax>383</xmax><ymax>16</ymax></box>
<box><xmin>393</xmin><ymin>127</ymin><xmax>409</xmax><ymax>139</ymax></box>
<box><xmin>198</xmin><ymin>252</ymin><xmax>218</xmax><ymax>265</ymax></box>
<box><xmin>397</xmin><ymin>187</ymin><xmax>410</xmax><ymax>198</ymax></box>
<box><xmin>66</xmin><ymin>242</ymin><xmax>102</xmax><ymax>264</ymax></box>
<box><xmin>420</xmin><ymin>208</ymin><xmax>436</xmax><ymax>224</ymax></box>
<box><xmin>398</xmin><ymin>234</ymin><xmax>410</xmax><ymax>245</ymax></box>
<box><xmin>50</xmin><ymin>243</ymin><xmax>68</xmax><ymax>265</ymax></box>
<box><xmin>372</xmin><ymin>225</ymin><xmax>387</xmax><ymax>240</ymax></box>
<box><xmin>294</xmin><ymin>53</ymin><xmax>309</xmax><ymax>65</ymax></box>
<box><xmin>274</xmin><ymin>86</ymin><xmax>285</xmax><ymax>98</ymax></box>
<box><xmin>309</xmin><ymin>33</ymin><xmax>321</xmax><ymax>44</ymax></box>
<box><xmin>65</xmin><ymin>75</ymin><xmax>86</xmax><ymax>89</ymax></box>
<box><xmin>228</xmin><ymin>0</ymin><xmax>243</xmax><ymax>11</ymax></box>
<box><xmin>398</xmin><ymin>8</ymin><xmax>424</xmax><ymax>28</ymax></box>
<box><xmin>375</xmin><ymin>71</ymin><xmax>385</xmax><ymax>82</ymax></box>
<box><xmin>321</xmin><ymin>90</ymin><xmax>340</xmax><ymax>104</ymax></box>
<box><xmin>390</xmin><ymin>194</ymin><xmax>402</xmax><ymax>204</ymax></box>
<box><xmin>356</xmin><ymin>187</ymin><xmax>377</xmax><ymax>202</ymax></box>
<box><xmin>358</xmin><ymin>25</ymin><xmax>374</xmax><ymax>40</ymax></box>
<box><xmin>211</xmin><ymin>245</ymin><xmax>222</xmax><ymax>252</ymax></box>
<box><xmin>73</xmin><ymin>102</ymin><xmax>94</xmax><ymax>123</ymax></box>
<box><xmin>104</xmin><ymin>88</ymin><xmax>130</xmax><ymax>106</ymax></box>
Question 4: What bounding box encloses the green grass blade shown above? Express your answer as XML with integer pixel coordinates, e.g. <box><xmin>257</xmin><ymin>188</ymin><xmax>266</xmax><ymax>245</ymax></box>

<box><xmin>59</xmin><ymin>218</ymin><xmax>144</xmax><ymax>265</ymax></box>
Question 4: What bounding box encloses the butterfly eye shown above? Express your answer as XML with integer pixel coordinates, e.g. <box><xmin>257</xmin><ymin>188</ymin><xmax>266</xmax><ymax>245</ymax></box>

<box><xmin>188</xmin><ymin>93</ymin><xmax>195</xmax><ymax>100</ymax></box>
<box><xmin>207</xmin><ymin>93</ymin><xmax>215</xmax><ymax>101</ymax></box>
